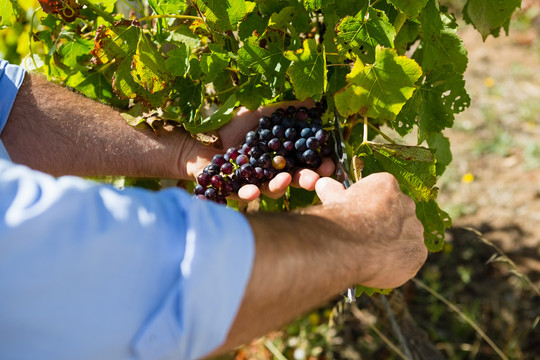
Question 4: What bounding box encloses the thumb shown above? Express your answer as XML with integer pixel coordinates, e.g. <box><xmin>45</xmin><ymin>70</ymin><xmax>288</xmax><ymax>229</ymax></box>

<box><xmin>315</xmin><ymin>177</ymin><xmax>346</xmax><ymax>205</ymax></box>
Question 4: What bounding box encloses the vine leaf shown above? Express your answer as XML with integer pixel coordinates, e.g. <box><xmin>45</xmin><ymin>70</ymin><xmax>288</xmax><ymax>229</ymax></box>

<box><xmin>387</xmin><ymin>0</ymin><xmax>429</xmax><ymax>18</ymax></box>
<box><xmin>172</xmin><ymin>76</ymin><xmax>203</xmax><ymax>123</ymax></box>
<box><xmin>336</xmin><ymin>7</ymin><xmax>395</xmax><ymax>63</ymax></box>
<box><xmin>165</xmin><ymin>44</ymin><xmax>190</xmax><ymax>77</ymax></box>
<box><xmin>58</xmin><ymin>37</ymin><xmax>94</xmax><ymax>68</ymax></box>
<box><xmin>200</xmin><ymin>44</ymin><xmax>230</xmax><ymax>83</ymax></box>
<box><xmin>416</xmin><ymin>199</ymin><xmax>451</xmax><ymax>252</ymax></box>
<box><xmin>358</xmin><ymin>143</ymin><xmax>437</xmax><ymax>203</ymax></box>
<box><xmin>463</xmin><ymin>0</ymin><xmax>521</xmax><ymax>40</ymax></box>
<box><xmin>419</xmin><ymin>0</ymin><xmax>468</xmax><ymax>74</ymax></box>
<box><xmin>0</xmin><ymin>0</ymin><xmax>16</xmax><ymax>28</ymax></box>
<box><xmin>395</xmin><ymin>69</ymin><xmax>470</xmax><ymax>137</ymax></box>
<box><xmin>284</xmin><ymin>39</ymin><xmax>327</xmax><ymax>101</ymax></box>
<box><xmin>147</xmin><ymin>0</ymin><xmax>187</xmax><ymax>16</ymax></box>
<box><xmin>131</xmin><ymin>34</ymin><xmax>172</xmax><ymax>93</ymax></box>
<box><xmin>193</xmin><ymin>0</ymin><xmax>248</xmax><ymax>32</ymax></box>
<box><xmin>426</xmin><ymin>132</ymin><xmax>452</xmax><ymax>177</ymax></box>
<box><xmin>335</xmin><ymin>46</ymin><xmax>422</xmax><ymax>121</ymax></box>
<box><xmin>183</xmin><ymin>94</ymin><xmax>238</xmax><ymax>134</ymax></box>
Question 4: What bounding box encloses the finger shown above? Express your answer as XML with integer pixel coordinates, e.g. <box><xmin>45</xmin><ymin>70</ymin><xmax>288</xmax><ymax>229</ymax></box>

<box><xmin>237</xmin><ymin>184</ymin><xmax>261</xmax><ymax>201</ymax></box>
<box><xmin>261</xmin><ymin>172</ymin><xmax>292</xmax><ymax>199</ymax></box>
<box><xmin>316</xmin><ymin>157</ymin><xmax>335</xmax><ymax>177</ymax></box>
<box><xmin>315</xmin><ymin>177</ymin><xmax>346</xmax><ymax>204</ymax></box>
<box><xmin>292</xmin><ymin>168</ymin><xmax>320</xmax><ymax>191</ymax></box>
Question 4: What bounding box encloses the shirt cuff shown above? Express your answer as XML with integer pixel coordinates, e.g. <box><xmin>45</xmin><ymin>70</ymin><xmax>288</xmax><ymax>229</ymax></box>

<box><xmin>0</xmin><ymin>60</ymin><xmax>26</xmax><ymax>135</ymax></box>
<box><xmin>133</xmin><ymin>194</ymin><xmax>255</xmax><ymax>360</ymax></box>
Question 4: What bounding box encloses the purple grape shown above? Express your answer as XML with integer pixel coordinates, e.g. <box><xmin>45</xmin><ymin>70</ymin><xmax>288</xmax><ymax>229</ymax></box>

<box><xmin>194</xmin><ymin>184</ymin><xmax>206</xmax><ymax>195</ymax></box>
<box><xmin>250</xmin><ymin>157</ymin><xmax>259</xmax><ymax>167</ymax></box>
<box><xmin>221</xmin><ymin>181</ymin><xmax>233</xmax><ymax>197</ymax></box>
<box><xmin>283</xmin><ymin>140</ymin><xmax>294</xmax><ymax>151</ymax></box>
<box><xmin>306</xmin><ymin>137</ymin><xmax>320</xmax><ymax>150</ymax></box>
<box><xmin>211</xmin><ymin>175</ymin><xmax>225</xmax><ymax>189</ymax></box>
<box><xmin>259</xmin><ymin>116</ymin><xmax>272</xmax><ymax>129</ymax></box>
<box><xmin>285</xmin><ymin>127</ymin><xmax>297</xmax><ymax>140</ymax></box>
<box><xmin>320</xmin><ymin>143</ymin><xmax>333</xmax><ymax>157</ymax></box>
<box><xmin>295</xmin><ymin>138</ymin><xmax>307</xmax><ymax>152</ymax></box>
<box><xmin>245</xmin><ymin>132</ymin><xmax>258</xmax><ymax>147</ymax></box>
<box><xmin>300</xmin><ymin>127</ymin><xmax>313</xmax><ymax>138</ymax></box>
<box><xmin>212</xmin><ymin>154</ymin><xmax>226</xmax><ymax>167</ymax></box>
<box><xmin>224</xmin><ymin>148</ymin><xmax>239</xmax><ymax>162</ymax></box>
<box><xmin>236</xmin><ymin>154</ymin><xmax>249</xmax><ymax>166</ymax></box>
<box><xmin>239</xmin><ymin>163</ymin><xmax>254</xmax><ymax>178</ymax></box>
<box><xmin>272</xmin><ymin>125</ymin><xmax>285</xmax><ymax>138</ymax></box>
<box><xmin>195</xmin><ymin>194</ymin><xmax>207</xmax><ymax>200</ymax></box>
<box><xmin>254</xmin><ymin>167</ymin><xmax>265</xmax><ymax>180</ymax></box>
<box><xmin>271</xmin><ymin>112</ymin><xmax>283</xmax><ymax>125</ymax></box>
<box><xmin>308</xmin><ymin>107</ymin><xmax>319</xmax><ymax>119</ymax></box>
<box><xmin>302</xmin><ymin>149</ymin><xmax>320</xmax><ymax>167</ymax></box>
<box><xmin>268</xmin><ymin>138</ymin><xmax>281</xmax><ymax>151</ymax></box>
<box><xmin>205</xmin><ymin>187</ymin><xmax>218</xmax><ymax>200</ymax></box>
<box><xmin>221</xmin><ymin>162</ymin><xmax>233</xmax><ymax>175</ymax></box>
<box><xmin>258</xmin><ymin>141</ymin><xmax>269</xmax><ymax>153</ymax></box>
<box><xmin>286</xmin><ymin>105</ymin><xmax>296</xmax><ymax>117</ymax></box>
<box><xmin>258</xmin><ymin>153</ymin><xmax>272</xmax><ymax>168</ymax></box>
<box><xmin>264</xmin><ymin>167</ymin><xmax>277</xmax><ymax>180</ymax></box>
<box><xmin>315</xmin><ymin>129</ymin><xmax>328</xmax><ymax>143</ymax></box>
<box><xmin>197</xmin><ymin>172</ymin><xmax>211</xmax><ymax>187</ymax></box>
<box><xmin>259</xmin><ymin>129</ymin><xmax>273</xmax><ymax>141</ymax></box>
<box><xmin>296</xmin><ymin>107</ymin><xmax>308</xmax><ymax>121</ymax></box>
<box><xmin>216</xmin><ymin>196</ymin><xmax>227</xmax><ymax>205</ymax></box>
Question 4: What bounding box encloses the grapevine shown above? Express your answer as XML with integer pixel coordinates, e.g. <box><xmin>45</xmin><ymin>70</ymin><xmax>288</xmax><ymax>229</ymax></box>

<box><xmin>0</xmin><ymin>0</ymin><xmax>523</xmax><ymax>254</ymax></box>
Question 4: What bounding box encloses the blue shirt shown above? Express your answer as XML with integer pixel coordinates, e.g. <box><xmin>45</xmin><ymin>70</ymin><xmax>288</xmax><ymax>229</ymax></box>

<box><xmin>0</xmin><ymin>60</ymin><xmax>255</xmax><ymax>360</ymax></box>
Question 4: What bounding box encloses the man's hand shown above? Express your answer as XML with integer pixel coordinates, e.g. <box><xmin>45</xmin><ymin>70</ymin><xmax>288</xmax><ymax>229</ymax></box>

<box><xmin>314</xmin><ymin>173</ymin><xmax>427</xmax><ymax>289</ymax></box>
<box><xmin>182</xmin><ymin>100</ymin><xmax>335</xmax><ymax>202</ymax></box>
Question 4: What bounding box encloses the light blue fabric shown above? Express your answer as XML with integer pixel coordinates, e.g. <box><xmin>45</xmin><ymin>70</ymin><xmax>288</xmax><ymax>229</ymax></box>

<box><xmin>0</xmin><ymin>59</ymin><xmax>26</xmax><ymax>136</ymax></box>
<box><xmin>0</xmin><ymin>60</ymin><xmax>255</xmax><ymax>360</ymax></box>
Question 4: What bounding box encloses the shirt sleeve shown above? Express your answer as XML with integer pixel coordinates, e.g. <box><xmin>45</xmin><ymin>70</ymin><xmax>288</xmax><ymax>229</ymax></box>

<box><xmin>0</xmin><ymin>158</ymin><xmax>254</xmax><ymax>360</ymax></box>
<box><xmin>0</xmin><ymin>59</ymin><xmax>26</xmax><ymax>135</ymax></box>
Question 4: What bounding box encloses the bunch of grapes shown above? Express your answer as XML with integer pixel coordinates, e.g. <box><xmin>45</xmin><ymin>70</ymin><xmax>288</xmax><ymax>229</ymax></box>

<box><xmin>194</xmin><ymin>102</ymin><xmax>333</xmax><ymax>203</ymax></box>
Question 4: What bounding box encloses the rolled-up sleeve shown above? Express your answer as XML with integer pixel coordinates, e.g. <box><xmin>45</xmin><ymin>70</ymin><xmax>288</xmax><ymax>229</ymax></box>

<box><xmin>0</xmin><ymin>158</ymin><xmax>254</xmax><ymax>360</ymax></box>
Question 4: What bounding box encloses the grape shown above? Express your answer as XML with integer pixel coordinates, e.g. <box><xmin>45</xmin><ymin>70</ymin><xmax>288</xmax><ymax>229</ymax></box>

<box><xmin>250</xmin><ymin>157</ymin><xmax>259</xmax><ymax>167</ymax></box>
<box><xmin>205</xmin><ymin>187</ymin><xmax>218</xmax><ymax>200</ymax></box>
<box><xmin>211</xmin><ymin>175</ymin><xmax>224</xmax><ymax>189</ymax></box>
<box><xmin>296</xmin><ymin>107</ymin><xmax>308</xmax><ymax>121</ymax></box>
<box><xmin>286</xmin><ymin>105</ymin><xmax>297</xmax><ymax>117</ymax></box>
<box><xmin>302</xmin><ymin>149</ymin><xmax>319</xmax><ymax>166</ymax></box>
<box><xmin>308</xmin><ymin>107</ymin><xmax>319</xmax><ymax>119</ymax></box>
<box><xmin>295</xmin><ymin>138</ymin><xmax>307</xmax><ymax>152</ymax></box>
<box><xmin>254</xmin><ymin>167</ymin><xmax>265</xmax><ymax>179</ymax></box>
<box><xmin>205</xmin><ymin>164</ymin><xmax>220</xmax><ymax>176</ymax></box>
<box><xmin>250</xmin><ymin>146</ymin><xmax>263</xmax><ymax>159</ymax></box>
<box><xmin>272</xmin><ymin>155</ymin><xmax>286</xmax><ymax>170</ymax></box>
<box><xmin>306</xmin><ymin>137</ymin><xmax>320</xmax><ymax>150</ymax></box>
<box><xmin>236</xmin><ymin>154</ymin><xmax>249</xmax><ymax>166</ymax></box>
<box><xmin>221</xmin><ymin>162</ymin><xmax>233</xmax><ymax>175</ymax></box>
<box><xmin>224</xmin><ymin>148</ymin><xmax>239</xmax><ymax>162</ymax></box>
<box><xmin>268</xmin><ymin>138</ymin><xmax>281</xmax><ymax>151</ymax></box>
<box><xmin>285</xmin><ymin>127</ymin><xmax>297</xmax><ymax>140</ymax></box>
<box><xmin>258</xmin><ymin>141</ymin><xmax>269</xmax><ymax>153</ymax></box>
<box><xmin>300</xmin><ymin>127</ymin><xmax>313</xmax><ymax>138</ymax></box>
<box><xmin>315</xmin><ymin>129</ymin><xmax>328</xmax><ymax>143</ymax></box>
<box><xmin>264</xmin><ymin>167</ymin><xmax>277</xmax><ymax>180</ymax></box>
<box><xmin>259</xmin><ymin>116</ymin><xmax>272</xmax><ymax>129</ymax></box>
<box><xmin>239</xmin><ymin>163</ymin><xmax>254</xmax><ymax>178</ymax></box>
<box><xmin>212</xmin><ymin>154</ymin><xmax>226</xmax><ymax>167</ymax></box>
<box><xmin>259</xmin><ymin>128</ymin><xmax>273</xmax><ymax>141</ymax></box>
<box><xmin>272</xmin><ymin>124</ymin><xmax>285</xmax><ymax>138</ymax></box>
<box><xmin>245</xmin><ymin>132</ymin><xmax>258</xmax><ymax>147</ymax></box>
<box><xmin>195</xmin><ymin>194</ymin><xmax>207</xmax><ymax>200</ymax></box>
<box><xmin>194</xmin><ymin>184</ymin><xmax>206</xmax><ymax>195</ymax></box>
<box><xmin>283</xmin><ymin>140</ymin><xmax>294</xmax><ymax>151</ymax></box>
<box><xmin>258</xmin><ymin>153</ymin><xmax>272</xmax><ymax>168</ymax></box>
<box><xmin>197</xmin><ymin>172</ymin><xmax>211</xmax><ymax>187</ymax></box>
<box><xmin>271</xmin><ymin>112</ymin><xmax>283</xmax><ymax>125</ymax></box>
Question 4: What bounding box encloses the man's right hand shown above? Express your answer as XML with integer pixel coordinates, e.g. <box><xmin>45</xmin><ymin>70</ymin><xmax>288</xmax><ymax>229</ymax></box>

<box><xmin>314</xmin><ymin>172</ymin><xmax>427</xmax><ymax>289</ymax></box>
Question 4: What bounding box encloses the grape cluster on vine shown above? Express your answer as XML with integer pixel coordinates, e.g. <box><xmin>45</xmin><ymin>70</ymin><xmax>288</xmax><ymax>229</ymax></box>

<box><xmin>194</xmin><ymin>102</ymin><xmax>332</xmax><ymax>203</ymax></box>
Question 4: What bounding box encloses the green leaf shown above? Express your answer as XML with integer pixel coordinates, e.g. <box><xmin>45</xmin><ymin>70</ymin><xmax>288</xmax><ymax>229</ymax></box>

<box><xmin>200</xmin><ymin>45</ymin><xmax>230</xmax><ymax>83</ymax></box>
<box><xmin>172</xmin><ymin>76</ymin><xmax>204</xmax><ymax>123</ymax></box>
<box><xmin>387</xmin><ymin>0</ymin><xmax>429</xmax><ymax>18</ymax></box>
<box><xmin>58</xmin><ymin>37</ymin><xmax>94</xmax><ymax>68</ymax></box>
<box><xmin>0</xmin><ymin>0</ymin><xmax>16</xmax><ymax>28</ymax></box>
<box><xmin>419</xmin><ymin>0</ymin><xmax>468</xmax><ymax>74</ymax></box>
<box><xmin>184</xmin><ymin>94</ymin><xmax>238</xmax><ymax>133</ymax></box>
<box><xmin>165</xmin><ymin>25</ymin><xmax>202</xmax><ymax>51</ymax></box>
<box><xmin>335</xmin><ymin>46</ymin><xmax>422</xmax><ymax>120</ymax></box>
<box><xmin>165</xmin><ymin>44</ymin><xmax>190</xmax><ymax>77</ymax></box>
<box><xmin>358</xmin><ymin>143</ymin><xmax>437</xmax><ymax>202</ymax></box>
<box><xmin>283</xmin><ymin>39</ymin><xmax>326</xmax><ymax>101</ymax></box>
<box><xmin>65</xmin><ymin>70</ymin><xmax>126</xmax><ymax>107</ymax></box>
<box><xmin>238</xmin><ymin>11</ymin><xmax>268</xmax><ymax>40</ymax></box>
<box><xmin>394</xmin><ymin>19</ymin><xmax>420</xmax><ymax>54</ymax></box>
<box><xmin>336</xmin><ymin>7</ymin><xmax>396</xmax><ymax>63</ymax></box>
<box><xmin>193</xmin><ymin>0</ymin><xmax>248</xmax><ymax>32</ymax></box>
<box><xmin>327</xmin><ymin>66</ymin><xmax>350</xmax><ymax>95</ymax></box>
<box><xmin>237</xmin><ymin>39</ymin><xmax>290</xmax><ymax>93</ymax></box>
<box><xmin>416</xmin><ymin>199</ymin><xmax>451</xmax><ymax>252</ymax></box>
<box><xmin>88</xmin><ymin>0</ymin><xmax>117</xmax><ymax>12</ymax></box>
<box><xmin>237</xmin><ymin>75</ymin><xmax>272</xmax><ymax>110</ymax></box>
<box><xmin>463</xmin><ymin>0</ymin><xmax>521</xmax><ymax>40</ymax></box>
<box><xmin>148</xmin><ymin>0</ymin><xmax>187</xmax><ymax>15</ymax></box>
<box><xmin>395</xmin><ymin>70</ymin><xmax>470</xmax><ymax>137</ymax></box>
<box><xmin>303</xmin><ymin>0</ymin><xmax>322</xmax><ymax>12</ymax></box>
<box><xmin>131</xmin><ymin>34</ymin><xmax>172</xmax><ymax>93</ymax></box>
<box><xmin>426</xmin><ymin>132</ymin><xmax>452</xmax><ymax>176</ymax></box>
<box><xmin>269</xmin><ymin>5</ymin><xmax>310</xmax><ymax>33</ymax></box>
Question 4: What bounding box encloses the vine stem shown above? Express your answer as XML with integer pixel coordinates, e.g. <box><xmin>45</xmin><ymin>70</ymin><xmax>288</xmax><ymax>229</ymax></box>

<box><xmin>78</xmin><ymin>0</ymin><xmax>116</xmax><ymax>23</ymax></box>
<box><xmin>412</xmin><ymin>278</ymin><xmax>509</xmax><ymax>360</ymax></box>
<box><xmin>367</xmin><ymin>122</ymin><xmax>397</xmax><ymax>145</ymax></box>
<box><xmin>138</xmin><ymin>14</ymin><xmax>202</xmax><ymax>22</ymax></box>
<box><xmin>363</xmin><ymin>115</ymin><xmax>368</xmax><ymax>143</ymax></box>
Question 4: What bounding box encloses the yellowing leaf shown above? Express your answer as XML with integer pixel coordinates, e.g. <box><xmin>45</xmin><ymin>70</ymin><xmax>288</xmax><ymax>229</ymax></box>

<box><xmin>335</xmin><ymin>46</ymin><xmax>422</xmax><ymax>120</ymax></box>
<box><xmin>283</xmin><ymin>39</ymin><xmax>326</xmax><ymax>101</ymax></box>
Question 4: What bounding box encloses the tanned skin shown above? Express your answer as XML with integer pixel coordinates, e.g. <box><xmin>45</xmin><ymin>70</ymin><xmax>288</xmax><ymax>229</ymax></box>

<box><xmin>2</xmin><ymin>73</ymin><xmax>427</xmax><ymax>356</ymax></box>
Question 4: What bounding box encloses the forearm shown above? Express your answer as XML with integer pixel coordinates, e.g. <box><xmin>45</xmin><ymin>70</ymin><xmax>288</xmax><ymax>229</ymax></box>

<box><xmin>1</xmin><ymin>73</ymin><xmax>196</xmax><ymax>179</ymax></box>
<box><xmin>212</xmin><ymin>208</ymin><xmax>374</xmax><ymax>354</ymax></box>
